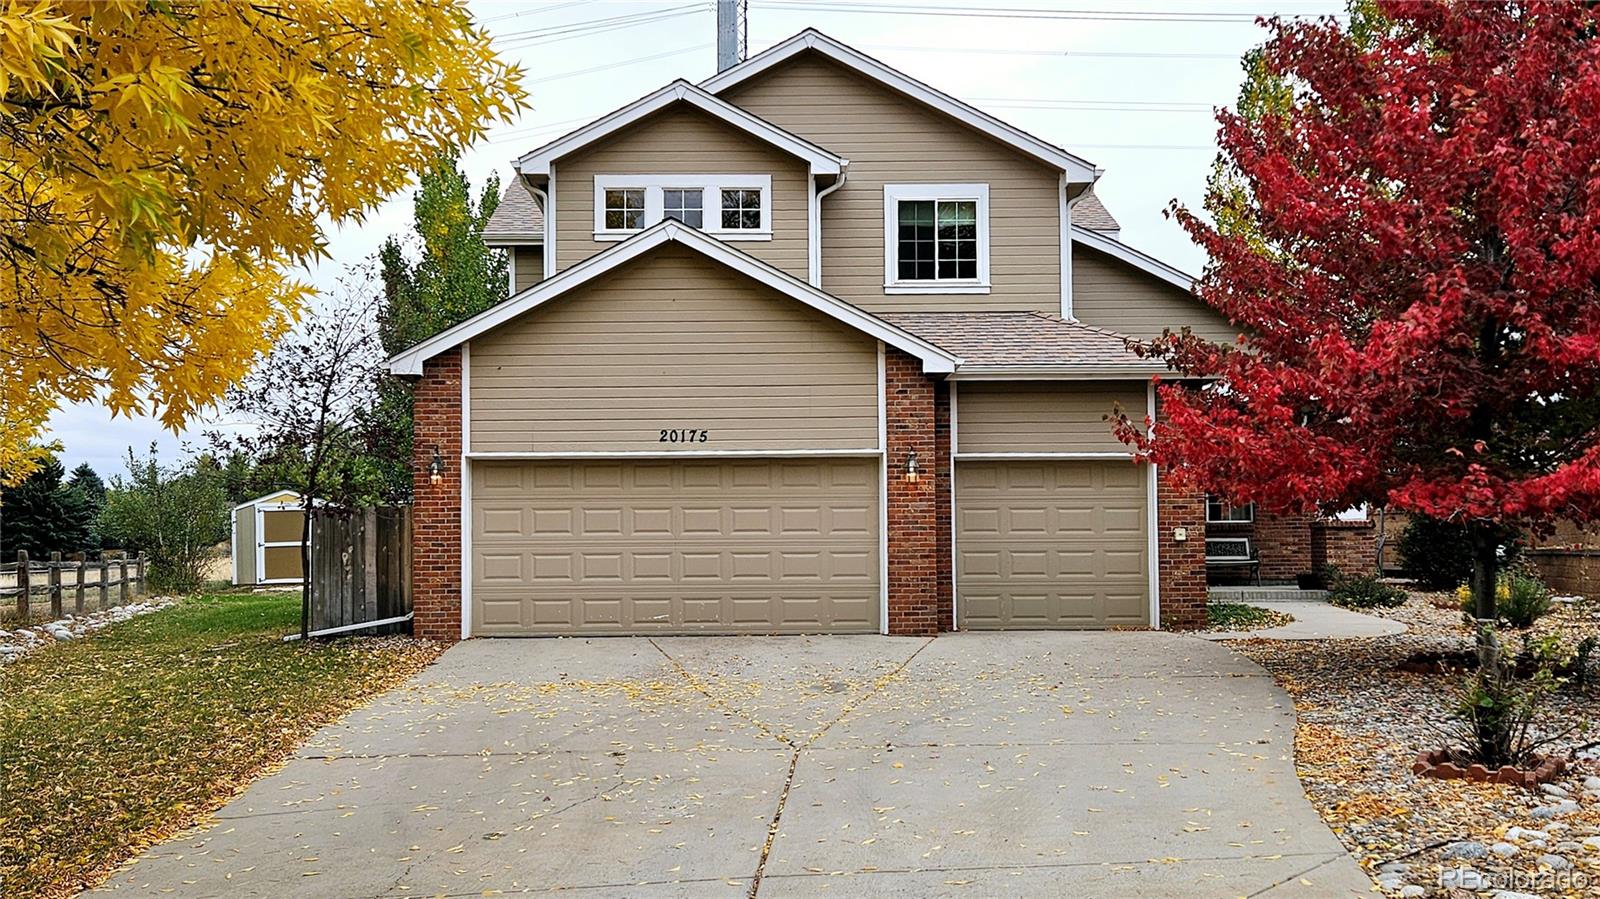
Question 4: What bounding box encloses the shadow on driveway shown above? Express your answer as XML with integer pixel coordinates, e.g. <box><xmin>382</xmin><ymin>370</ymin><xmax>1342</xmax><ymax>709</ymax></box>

<box><xmin>96</xmin><ymin>632</ymin><xmax>1371</xmax><ymax>897</ymax></box>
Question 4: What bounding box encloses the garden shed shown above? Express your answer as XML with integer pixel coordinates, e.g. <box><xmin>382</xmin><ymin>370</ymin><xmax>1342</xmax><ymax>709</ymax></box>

<box><xmin>231</xmin><ymin>490</ymin><xmax>307</xmax><ymax>586</ymax></box>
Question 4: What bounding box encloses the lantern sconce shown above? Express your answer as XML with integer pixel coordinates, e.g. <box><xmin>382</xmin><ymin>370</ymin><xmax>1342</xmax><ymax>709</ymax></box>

<box><xmin>905</xmin><ymin>450</ymin><xmax>919</xmax><ymax>483</ymax></box>
<box><xmin>428</xmin><ymin>446</ymin><xmax>445</xmax><ymax>485</ymax></box>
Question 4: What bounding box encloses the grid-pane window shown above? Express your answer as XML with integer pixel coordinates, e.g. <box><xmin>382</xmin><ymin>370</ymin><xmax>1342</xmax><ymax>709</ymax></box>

<box><xmin>897</xmin><ymin>200</ymin><xmax>935</xmax><ymax>281</ymax></box>
<box><xmin>898</xmin><ymin>199</ymin><xmax>977</xmax><ymax>281</ymax></box>
<box><xmin>603</xmin><ymin>189</ymin><xmax>644</xmax><ymax>230</ymax></box>
<box><xmin>720</xmin><ymin>189</ymin><xmax>762</xmax><ymax>230</ymax></box>
<box><xmin>1205</xmin><ymin>495</ymin><xmax>1254</xmax><ymax>523</ymax></box>
<box><xmin>663</xmin><ymin>189</ymin><xmax>703</xmax><ymax>228</ymax></box>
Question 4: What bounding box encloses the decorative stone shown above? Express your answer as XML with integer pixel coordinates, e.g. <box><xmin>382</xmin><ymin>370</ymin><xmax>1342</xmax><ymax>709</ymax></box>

<box><xmin>1493</xmin><ymin>891</ymin><xmax>1541</xmax><ymax>899</ymax></box>
<box><xmin>1542</xmin><ymin>783</ymin><xmax>1570</xmax><ymax>798</ymax></box>
<box><xmin>1584</xmin><ymin>775</ymin><xmax>1600</xmax><ymax>792</ymax></box>
<box><xmin>1442</xmin><ymin>840</ymin><xmax>1488</xmax><ymax>860</ymax></box>
<box><xmin>1539</xmin><ymin>853</ymin><xmax>1571</xmax><ymax>870</ymax></box>
<box><xmin>1399</xmin><ymin>887</ymin><xmax>1424</xmax><ymax>899</ymax></box>
<box><xmin>1489</xmin><ymin>841</ymin><xmax>1519</xmax><ymax>857</ymax></box>
<box><xmin>1506</xmin><ymin>827</ymin><xmax>1547</xmax><ymax>842</ymax></box>
<box><xmin>1377</xmin><ymin>861</ymin><xmax>1411</xmax><ymax>874</ymax></box>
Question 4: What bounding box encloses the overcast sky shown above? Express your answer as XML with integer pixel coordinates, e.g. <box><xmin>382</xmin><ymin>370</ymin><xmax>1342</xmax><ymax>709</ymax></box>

<box><xmin>49</xmin><ymin>0</ymin><xmax>1343</xmax><ymax>477</ymax></box>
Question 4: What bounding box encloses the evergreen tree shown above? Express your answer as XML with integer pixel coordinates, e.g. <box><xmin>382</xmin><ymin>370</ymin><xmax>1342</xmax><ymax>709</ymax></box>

<box><xmin>66</xmin><ymin>463</ymin><xmax>108</xmax><ymax>551</ymax></box>
<box><xmin>0</xmin><ymin>458</ymin><xmax>92</xmax><ymax>558</ymax></box>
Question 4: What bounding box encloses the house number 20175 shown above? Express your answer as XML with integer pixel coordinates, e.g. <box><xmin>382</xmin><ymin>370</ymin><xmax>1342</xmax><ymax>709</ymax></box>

<box><xmin>659</xmin><ymin>428</ymin><xmax>709</xmax><ymax>443</ymax></box>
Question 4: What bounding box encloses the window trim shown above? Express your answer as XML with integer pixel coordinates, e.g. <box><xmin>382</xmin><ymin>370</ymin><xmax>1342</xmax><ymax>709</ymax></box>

<box><xmin>1205</xmin><ymin>495</ymin><xmax>1255</xmax><ymax>524</ymax></box>
<box><xmin>593</xmin><ymin>174</ymin><xmax>772</xmax><ymax>241</ymax></box>
<box><xmin>882</xmin><ymin>183</ymin><xmax>991</xmax><ymax>294</ymax></box>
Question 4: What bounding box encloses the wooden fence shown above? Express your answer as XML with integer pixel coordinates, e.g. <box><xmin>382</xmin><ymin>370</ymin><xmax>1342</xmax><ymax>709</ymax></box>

<box><xmin>2</xmin><ymin>551</ymin><xmax>147</xmax><ymax>620</ymax></box>
<box><xmin>307</xmin><ymin>506</ymin><xmax>412</xmax><ymax>635</ymax></box>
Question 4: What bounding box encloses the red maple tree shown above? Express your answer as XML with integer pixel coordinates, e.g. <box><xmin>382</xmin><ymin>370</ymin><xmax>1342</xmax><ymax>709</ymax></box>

<box><xmin>1127</xmin><ymin>1</ymin><xmax>1600</xmax><ymax>619</ymax></box>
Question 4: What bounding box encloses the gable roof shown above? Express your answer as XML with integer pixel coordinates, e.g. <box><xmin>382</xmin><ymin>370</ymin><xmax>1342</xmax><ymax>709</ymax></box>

<box><xmin>514</xmin><ymin>79</ymin><xmax>846</xmax><ymax>178</ymax></box>
<box><xmin>482</xmin><ymin>178</ymin><xmax>544</xmax><ymax>245</ymax></box>
<box><xmin>387</xmin><ymin>221</ymin><xmax>961</xmax><ymax>377</ymax></box>
<box><xmin>1071</xmin><ymin>225</ymin><xmax>1197</xmax><ymax>293</ymax></box>
<box><xmin>880</xmin><ymin>312</ymin><xmax>1166</xmax><ymax>378</ymax></box>
<box><xmin>702</xmin><ymin>29</ymin><xmax>1099</xmax><ymax>184</ymax></box>
<box><xmin>1072</xmin><ymin>194</ymin><xmax>1120</xmax><ymax>232</ymax></box>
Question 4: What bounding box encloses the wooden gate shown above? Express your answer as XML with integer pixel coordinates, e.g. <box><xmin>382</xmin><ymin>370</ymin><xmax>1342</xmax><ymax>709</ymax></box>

<box><xmin>307</xmin><ymin>506</ymin><xmax>412</xmax><ymax>634</ymax></box>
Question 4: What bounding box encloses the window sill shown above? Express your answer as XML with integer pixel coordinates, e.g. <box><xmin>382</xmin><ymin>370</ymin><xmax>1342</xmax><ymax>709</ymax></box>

<box><xmin>594</xmin><ymin>230</ymin><xmax>772</xmax><ymax>242</ymax></box>
<box><xmin>883</xmin><ymin>282</ymin><xmax>991</xmax><ymax>295</ymax></box>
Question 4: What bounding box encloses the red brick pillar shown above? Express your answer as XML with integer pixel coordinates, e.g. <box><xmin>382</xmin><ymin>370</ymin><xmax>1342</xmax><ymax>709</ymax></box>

<box><xmin>885</xmin><ymin>348</ymin><xmax>939</xmax><ymax>636</ymax></box>
<box><xmin>1256</xmin><ymin>510</ymin><xmax>1314</xmax><ymax>582</ymax></box>
<box><xmin>1156</xmin><ymin>463</ymin><xmax>1208</xmax><ymax>630</ymax></box>
<box><xmin>411</xmin><ymin>348</ymin><xmax>463</xmax><ymax>642</ymax></box>
<box><xmin>933</xmin><ymin>379</ymin><xmax>954</xmax><ymax>632</ymax></box>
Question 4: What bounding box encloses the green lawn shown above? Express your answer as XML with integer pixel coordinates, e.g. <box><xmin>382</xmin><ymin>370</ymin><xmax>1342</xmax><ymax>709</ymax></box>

<box><xmin>0</xmin><ymin>592</ymin><xmax>442</xmax><ymax>898</ymax></box>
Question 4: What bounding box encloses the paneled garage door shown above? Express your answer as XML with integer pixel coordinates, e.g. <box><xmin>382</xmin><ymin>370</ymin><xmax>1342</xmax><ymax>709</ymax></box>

<box><xmin>957</xmin><ymin>460</ymin><xmax>1148</xmax><ymax>629</ymax></box>
<box><xmin>471</xmin><ymin>459</ymin><xmax>880</xmax><ymax>635</ymax></box>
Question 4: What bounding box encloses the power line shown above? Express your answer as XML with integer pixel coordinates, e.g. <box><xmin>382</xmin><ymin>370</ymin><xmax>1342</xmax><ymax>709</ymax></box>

<box><xmin>851</xmin><ymin>41</ymin><xmax>1241</xmax><ymax>61</ymax></box>
<box><xmin>524</xmin><ymin>43</ymin><xmax>711</xmax><ymax>85</ymax></box>
<box><xmin>493</xmin><ymin>4</ymin><xmax>710</xmax><ymax>48</ymax></box>
<box><xmin>749</xmin><ymin>0</ymin><xmax>1340</xmax><ymax>24</ymax></box>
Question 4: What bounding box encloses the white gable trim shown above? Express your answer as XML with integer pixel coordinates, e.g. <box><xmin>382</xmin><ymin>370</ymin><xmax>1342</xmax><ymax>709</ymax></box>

<box><xmin>515</xmin><ymin>79</ymin><xmax>845</xmax><ymax>177</ymax></box>
<box><xmin>231</xmin><ymin>490</ymin><xmax>303</xmax><ymax>512</ymax></box>
<box><xmin>386</xmin><ymin>222</ymin><xmax>961</xmax><ymax>377</ymax></box>
<box><xmin>1071</xmin><ymin>225</ymin><xmax>1197</xmax><ymax>294</ymax></box>
<box><xmin>702</xmin><ymin>30</ymin><xmax>1098</xmax><ymax>183</ymax></box>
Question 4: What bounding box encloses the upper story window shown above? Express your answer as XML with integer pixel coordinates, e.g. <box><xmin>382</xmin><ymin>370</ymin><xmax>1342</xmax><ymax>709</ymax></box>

<box><xmin>594</xmin><ymin>175</ymin><xmax>771</xmax><ymax>241</ymax></box>
<box><xmin>883</xmin><ymin>183</ymin><xmax>990</xmax><ymax>294</ymax></box>
<box><xmin>1206</xmin><ymin>495</ymin><xmax>1254</xmax><ymax>524</ymax></box>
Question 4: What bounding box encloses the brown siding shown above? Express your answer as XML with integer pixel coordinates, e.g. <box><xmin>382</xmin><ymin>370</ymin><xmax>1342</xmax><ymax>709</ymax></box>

<box><xmin>512</xmin><ymin>246</ymin><xmax>543</xmax><ymax>292</ymax></box>
<box><xmin>1072</xmin><ymin>245</ymin><xmax>1238</xmax><ymax>344</ymax></box>
<box><xmin>553</xmin><ymin>104</ymin><xmax>810</xmax><ymax>279</ymax></box>
<box><xmin>956</xmin><ymin>381</ymin><xmax>1144</xmax><ymax>455</ymax></box>
<box><xmin>722</xmin><ymin>53</ymin><xmax>1063</xmax><ymax>314</ymax></box>
<box><xmin>469</xmin><ymin>244</ymin><xmax>879</xmax><ymax>453</ymax></box>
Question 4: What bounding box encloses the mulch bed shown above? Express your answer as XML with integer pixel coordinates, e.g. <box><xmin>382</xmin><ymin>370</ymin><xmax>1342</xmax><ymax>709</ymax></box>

<box><xmin>1224</xmin><ymin>594</ymin><xmax>1600</xmax><ymax>897</ymax></box>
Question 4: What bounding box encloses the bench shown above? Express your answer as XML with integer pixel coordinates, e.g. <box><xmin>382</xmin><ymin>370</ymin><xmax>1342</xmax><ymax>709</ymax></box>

<box><xmin>1205</xmin><ymin>537</ymin><xmax>1261</xmax><ymax>585</ymax></box>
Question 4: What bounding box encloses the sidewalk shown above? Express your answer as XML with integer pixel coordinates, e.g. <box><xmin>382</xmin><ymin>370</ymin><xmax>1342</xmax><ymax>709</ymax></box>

<box><xmin>1200</xmin><ymin>601</ymin><xmax>1407</xmax><ymax>641</ymax></box>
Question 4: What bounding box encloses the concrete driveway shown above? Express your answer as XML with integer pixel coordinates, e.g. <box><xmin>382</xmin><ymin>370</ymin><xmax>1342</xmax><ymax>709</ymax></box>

<box><xmin>97</xmin><ymin>633</ymin><xmax>1371</xmax><ymax>898</ymax></box>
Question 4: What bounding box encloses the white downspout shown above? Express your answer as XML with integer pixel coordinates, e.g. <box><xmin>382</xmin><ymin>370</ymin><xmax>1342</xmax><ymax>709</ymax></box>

<box><xmin>528</xmin><ymin>179</ymin><xmax>551</xmax><ymax>278</ymax></box>
<box><xmin>813</xmin><ymin>166</ymin><xmax>848</xmax><ymax>288</ymax></box>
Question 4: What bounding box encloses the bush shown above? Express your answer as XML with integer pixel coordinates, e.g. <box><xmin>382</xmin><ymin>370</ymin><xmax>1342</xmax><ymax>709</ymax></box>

<box><xmin>1398</xmin><ymin>515</ymin><xmax>1522</xmax><ymax>590</ymax></box>
<box><xmin>1326</xmin><ymin>568</ymin><xmax>1408</xmax><ymax>609</ymax></box>
<box><xmin>98</xmin><ymin>446</ymin><xmax>229</xmax><ymax>593</ymax></box>
<box><xmin>1444</xmin><ymin>627</ymin><xmax>1579</xmax><ymax>768</ymax></box>
<box><xmin>1455</xmin><ymin>570</ymin><xmax>1553</xmax><ymax>629</ymax></box>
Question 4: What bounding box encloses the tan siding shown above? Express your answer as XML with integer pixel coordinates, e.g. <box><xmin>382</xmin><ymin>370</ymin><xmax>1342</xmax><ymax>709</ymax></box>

<box><xmin>1072</xmin><ymin>246</ymin><xmax>1238</xmax><ymax>344</ymax></box>
<box><xmin>234</xmin><ymin>507</ymin><xmax>256</xmax><ymax>585</ymax></box>
<box><xmin>723</xmin><ymin>54</ymin><xmax>1062</xmax><ymax>314</ymax></box>
<box><xmin>512</xmin><ymin>246</ymin><xmax>543</xmax><ymax>291</ymax></box>
<box><xmin>957</xmin><ymin>381</ymin><xmax>1144</xmax><ymax>455</ymax></box>
<box><xmin>469</xmin><ymin>244</ymin><xmax>878</xmax><ymax>453</ymax></box>
<box><xmin>553</xmin><ymin>105</ymin><xmax>810</xmax><ymax>279</ymax></box>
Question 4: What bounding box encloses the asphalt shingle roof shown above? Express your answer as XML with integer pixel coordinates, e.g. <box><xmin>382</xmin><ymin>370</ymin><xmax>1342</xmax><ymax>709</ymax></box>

<box><xmin>880</xmin><ymin>311</ymin><xmax>1165</xmax><ymax>372</ymax></box>
<box><xmin>1072</xmin><ymin>193</ymin><xmax>1120</xmax><ymax>232</ymax></box>
<box><xmin>482</xmin><ymin>177</ymin><xmax>544</xmax><ymax>242</ymax></box>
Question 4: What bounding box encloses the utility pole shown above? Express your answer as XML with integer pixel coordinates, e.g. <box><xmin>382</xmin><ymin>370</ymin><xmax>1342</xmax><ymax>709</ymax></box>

<box><xmin>716</xmin><ymin>0</ymin><xmax>747</xmax><ymax>73</ymax></box>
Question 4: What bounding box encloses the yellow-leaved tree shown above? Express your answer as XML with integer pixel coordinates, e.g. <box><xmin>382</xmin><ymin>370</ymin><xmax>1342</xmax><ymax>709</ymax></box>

<box><xmin>0</xmin><ymin>0</ymin><xmax>526</xmax><ymax>482</ymax></box>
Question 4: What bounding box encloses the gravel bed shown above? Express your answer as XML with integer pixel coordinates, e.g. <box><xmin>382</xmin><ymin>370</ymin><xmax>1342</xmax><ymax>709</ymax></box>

<box><xmin>1226</xmin><ymin>594</ymin><xmax>1600</xmax><ymax>897</ymax></box>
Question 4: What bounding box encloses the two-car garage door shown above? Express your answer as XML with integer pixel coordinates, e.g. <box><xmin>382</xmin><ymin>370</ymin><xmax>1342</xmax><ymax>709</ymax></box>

<box><xmin>471</xmin><ymin>458</ymin><xmax>880</xmax><ymax>635</ymax></box>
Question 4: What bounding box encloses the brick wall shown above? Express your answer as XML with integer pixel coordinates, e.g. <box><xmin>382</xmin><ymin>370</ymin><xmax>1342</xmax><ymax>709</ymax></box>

<box><xmin>1255</xmin><ymin>510</ymin><xmax>1314</xmax><ymax>582</ymax></box>
<box><xmin>411</xmin><ymin>349</ymin><xmax>463</xmax><ymax>643</ymax></box>
<box><xmin>1311</xmin><ymin>519</ymin><xmax>1379</xmax><ymax>576</ymax></box>
<box><xmin>1156</xmin><ymin>463</ymin><xmax>1208</xmax><ymax>630</ymax></box>
<box><xmin>884</xmin><ymin>348</ymin><xmax>940</xmax><ymax>636</ymax></box>
<box><xmin>1525</xmin><ymin>550</ymin><xmax>1600</xmax><ymax>599</ymax></box>
<box><xmin>933</xmin><ymin>379</ymin><xmax>954</xmax><ymax>632</ymax></box>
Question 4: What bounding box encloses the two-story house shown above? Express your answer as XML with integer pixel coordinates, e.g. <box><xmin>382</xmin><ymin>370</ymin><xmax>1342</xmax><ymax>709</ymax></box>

<box><xmin>390</xmin><ymin>29</ymin><xmax>1373</xmax><ymax>641</ymax></box>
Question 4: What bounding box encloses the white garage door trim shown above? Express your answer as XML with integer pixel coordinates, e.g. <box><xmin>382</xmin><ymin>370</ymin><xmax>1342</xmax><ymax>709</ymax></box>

<box><xmin>948</xmin><ymin>379</ymin><xmax>1163</xmax><ymax>630</ymax></box>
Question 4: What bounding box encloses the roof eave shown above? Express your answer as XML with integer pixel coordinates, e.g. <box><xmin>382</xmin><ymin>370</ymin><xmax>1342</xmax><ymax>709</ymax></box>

<box><xmin>949</xmin><ymin>365</ymin><xmax>1168</xmax><ymax>381</ymax></box>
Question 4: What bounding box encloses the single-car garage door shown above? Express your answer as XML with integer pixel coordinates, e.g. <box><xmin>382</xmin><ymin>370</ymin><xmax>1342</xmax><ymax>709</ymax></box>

<box><xmin>957</xmin><ymin>460</ymin><xmax>1148</xmax><ymax>629</ymax></box>
<box><xmin>471</xmin><ymin>458</ymin><xmax>880</xmax><ymax>635</ymax></box>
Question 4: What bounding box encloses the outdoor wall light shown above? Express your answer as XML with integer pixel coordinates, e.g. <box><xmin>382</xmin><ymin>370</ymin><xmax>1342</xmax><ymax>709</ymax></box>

<box><xmin>905</xmin><ymin>450</ymin><xmax>919</xmax><ymax>483</ymax></box>
<box><xmin>428</xmin><ymin>446</ymin><xmax>444</xmax><ymax>485</ymax></box>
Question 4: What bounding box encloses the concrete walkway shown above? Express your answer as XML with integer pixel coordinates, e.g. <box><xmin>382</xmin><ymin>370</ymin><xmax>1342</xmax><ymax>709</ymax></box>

<box><xmin>1202</xmin><ymin>601</ymin><xmax>1408</xmax><ymax>641</ymax></box>
<box><xmin>96</xmin><ymin>633</ymin><xmax>1371</xmax><ymax>898</ymax></box>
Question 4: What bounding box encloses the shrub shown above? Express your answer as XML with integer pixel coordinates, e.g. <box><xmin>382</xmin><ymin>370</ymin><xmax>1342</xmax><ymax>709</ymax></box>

<box><xmin>1443</xmin><ymin>627</ymin><xmax>1579</xmax><ymax>768</ymax></box>
<box><xmin>1398</xmin><ymin>516</ymin><xmax>1475</xmax><ymax>589</ymax></box>
<box><xmin>1455</xmin><ymin>571</ymin><xmax>1553</xmax><ymax>629</ymax></box>
<box><xmin>1326</xmin><ymin>568</ymin><xmax>1408</xmax><ymax>609</ymax></box>
<box><xmin>98</xmin><ymin>446</ymin><xmax>229</xmax><ymax>593</ymax></box>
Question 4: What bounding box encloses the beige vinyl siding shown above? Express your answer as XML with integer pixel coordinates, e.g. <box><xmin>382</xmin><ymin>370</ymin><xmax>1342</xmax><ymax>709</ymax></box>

<box><xmin>722</xmin><ymin>53</ymin><xmax>1062</xmax><ymax>314</ymax></box>
<box><xmin>512</xmin><ymin>246</ymin><xmax>543</xmax><ymax>292</ymax></box>
<box><xmin>957</xmin><ymin>381</ymin><xmax>1144</xmax><ymax>455</ymax></box>
<box><xmin>1072</xmin><ymin>245</ymin><xmax>1238</xmax><ymax>344</ymax></box>
<box><xmin>469</xmin><ymin>244</ymin><xmax>879</xmax><ymax>453</ymax></box>
<box><xmin>552</xmin><ymin>104</ymin><xmax>810</xmax><ymax>279</ymax></box>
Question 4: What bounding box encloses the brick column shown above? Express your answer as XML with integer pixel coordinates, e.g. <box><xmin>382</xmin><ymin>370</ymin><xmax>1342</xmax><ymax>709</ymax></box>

<box><xmin>1256</xmin><ymin>510</ymin><xmax>1314</xmax><ymax>583</ymax></box>
<box><xmin>933</xmin><ymin>379</ymin><xmax>954</xmax><ymax>632</ymax></box>
<box><xmin>411</xmin><ymin>348</ymin><xmax>463</xmax><ymax>642</ymax></box>
<box><xmin>885</xmin><ymin>348</ymin><xmax>939</xmax><ymax>636</ymax></box>
<box><xmin>1156</xmin><ymin>463</ymin><xmax>1208</xmax><ymax>630</ymax></box>
<box><xmin>1311</xmin><ymin>519</ymin><xmax>1379</xmax><ymax>575</ymax></box>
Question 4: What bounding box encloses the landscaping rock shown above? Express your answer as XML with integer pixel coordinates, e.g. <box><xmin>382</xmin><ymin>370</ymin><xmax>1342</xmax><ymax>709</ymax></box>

<box><xmin>1537</xmin><ymin>852</ymin><xmax>1571</xmax><ymax>870</ymax></box>
<box><xmin>1540</xmin><ymin>783</ymin><xmax>1569</xmax><ymax>798</ymax></box>
<box><xmin>1489</xmin><ymin>841</ymin><xmax>1519</xmax><ymax>857</ymax></box>
<box><xmin>1377</xmin><ymin>861</ymin><xmax>1411</xmax><ymax>874</ymax></box>
<box><xmin>0</xmin><ymin>597</ymin><xmax>176</xmax><ymax>664</ymax></box>
<box><xmin>1398</xmin><ymin>887</ymin><xmax>1424</xmax><ymax>899</ymax></box>
<box><xmin>1438</xmin><ymin>867</ymin><xmax>1487</xmax><ymax>890</ymax></box>
<box><xmin>1584</xmin><ymin>775</ymin><xmax>1600</xmax><ymax>792</ymax></box>
<box><xmin>1506</xmin><ymin>827</ymin><xmax>1547</xmax><ymax>842</ymax></box>
<box><xmin>1442</xmin><ymin>840</ymin><xmax>1489</xmax><ymax>859</ymax></box>
<box><xmin>1493</xmin><ymin>891</ymin><xmax>1541</xmax><ymax>899</ymax></box>
<box><xmin>1583</xmin><ymin>835</ymin><xmax>1600</xmax><ymax>851</ymax></box>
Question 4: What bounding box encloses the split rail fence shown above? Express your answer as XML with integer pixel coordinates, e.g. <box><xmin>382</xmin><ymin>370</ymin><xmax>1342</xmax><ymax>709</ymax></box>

<box><xmin>2</xmin><ymin>551</ymin><xmax>147</xmax><ymax>621</ymax></box>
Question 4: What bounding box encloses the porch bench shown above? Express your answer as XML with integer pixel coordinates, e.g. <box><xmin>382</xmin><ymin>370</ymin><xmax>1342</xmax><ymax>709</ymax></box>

<box><xmin>1205</xmin><ymin>537</ymin><xmax>1261</xmax><ymax>586</ymax></box>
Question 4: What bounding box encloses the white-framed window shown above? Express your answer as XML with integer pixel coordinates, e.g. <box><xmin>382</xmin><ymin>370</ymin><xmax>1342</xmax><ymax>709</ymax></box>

<box><xmin>1206</xmin><ymin>495</ymin><xmax>1254</xmax><ymax>523</ymax></box>
<box><xmin>593</xmin><ymin>175</ymin><xmax>771</xmax><ymax>240</ymax></box>
<box><xmin>883</xmin><ymin>183</ymin><xmax>990</xmax><ymax>294</ymax></box>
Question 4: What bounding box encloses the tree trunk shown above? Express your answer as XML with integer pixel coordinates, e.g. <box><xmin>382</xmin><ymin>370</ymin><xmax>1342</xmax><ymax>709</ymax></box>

<box><xmin>1468</xmin><ymin>521</ymin><xmax>1499</xmax><ymax>622</ymax></box>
